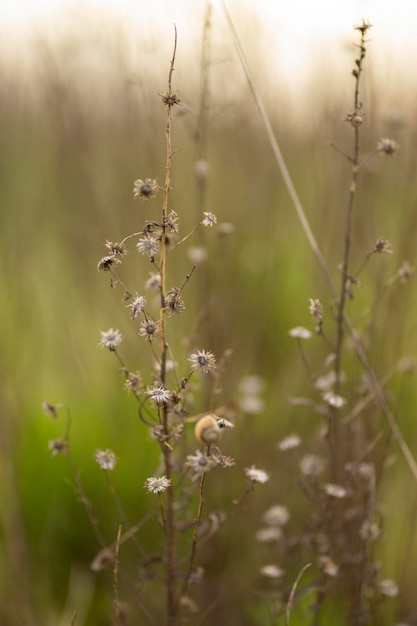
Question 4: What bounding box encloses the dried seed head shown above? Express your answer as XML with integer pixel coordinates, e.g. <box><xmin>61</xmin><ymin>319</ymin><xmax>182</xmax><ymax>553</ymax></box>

<box><xmin>376</xmin><ymin>138</ymin><xmax>399</xmax><ymax>156</ymax></box>
<box><xmin>42</xmin><ymin>401</ymin><xmax>58</xmax><ymax>419</ymax></box>
<box><xmin>354</xmin><ymin>19</ymin><xmax>373</xmax><ymax>34</ymax></box>
<box><xmin>146</xmin><ymin>385</ymin><xmax>171</xmax><ymax>405</ymax></box>
<box><xmin>373</xmin><ymin>238</ymin><xmax>393</xmax><ymax>254</ymax></box>
<box><xmin>343</xmin><ymin>111</ymin><xmax>365</xmax><ymax>127</ymax></box>
<box><xmin>194</xmin><ymin>414</ymin><xmax>221</xmax><ymax>445</ymax></box>
<box><xmin>319</xmin><ymin>555</ymin><xmax>339</xmax><ymax>578</ymax></box>
<box><xmin>160</xmin><ymin>90</ymin><xmax>181</xmax><ymax>106</ymax></box>
<box><xmin>379</xmin><ymin>579</ymin><xmax>399</xmax><ymax>597</ymax></box>
<box><xmin>48</xmin><ymin>439</ymin><xmax>67</xmax><ymax>456</ymax></box>
<box><xmin>309</xmin><ymin>298</ymin><xmax>323</xmax><ymax>323</ymax></box>
<box><xmin>188</xmin><ymin>349</ymin><xmax>216</xmax><ymax>373</ymax></box>
<box><xmin>165</xmin><ymin>288</ymin><xmax>186</xmax><ymax>315</ymax></box>
<box><xmin>124</xmin><ymin>371</ymin><xmax>142</xmax><ymax>393</ymax></box>
<box><xmin>263</xmin><ymin>505</ymin><xmax>290</xmax><ymax>527</ymax></box>
<box><xmin>144</xmin><ymin>476</ymin><xmax>171</xmax><ymax>494</ymax></box>
<box><xmin>94</xmin><ymin>449</ymin><xmax>117</xmax><ymax>471</ymax></box>
<box><xmin>245</xmin><ymin>466</ymin><xmax>270</xmax><ymax>484</ymax></box>
<box><xmin>201</xmin><ymin>212</ymin><xmax>217</xmax><ymax>227</ymax></box>
<box><xmin>139</xmin><ymin>319</ymin><xmax>161</xmax><ymax>341</ymax></box>
<box><xmin>97</xmin><ymin>255</ymin><xmax>121</xmax><ymax>272</ymax></box>
<box><xmin>398</xmin><ymin>261</ymin><xmax>414</xmax><ymax>283</ymax></box>
<box><xmin>277</xmin><ymin>433</ymin><xmax>302</xmax><ymax>451</ymax></box>
<box><xmin>133</xmin><ymin>178</ymin><xmax>159</xmax><ymax>200</ymax></box>
<box><xmin>288</xmin><ymin>326</ymin><xmax>312</xmax><ymax>339</ymax></box>
<box><xmin>260</xmin><ymin>564</ymin><xmax>284</xmax><ymax>579</ymax></box>
<box><xmin>136</xmin><ymin>235</ymin><xmax>160</xmax><ymax>258</ymax></box>
<box><xmin>185</xmin><ymin>449</ymin><xmax>218</xmax><ymax>481</ymax></box>
<box><xmin>127</xmin><ymin>295</ymin><xmax>147</xmax><ymax>319</ymax></box>
<box><xmin>99</xmin><ymin>328</ymin><xmax>123</xmax><ymax>351</ymax></box>
<box><xmin>104</xmin><ymin>240</ymin><xmax>128</xmax><ymax>257</ymax></box>
<box><xmin>145</xmin><ymin>272</ymin><xmax>161</xmax><ymax>291</ymax></box>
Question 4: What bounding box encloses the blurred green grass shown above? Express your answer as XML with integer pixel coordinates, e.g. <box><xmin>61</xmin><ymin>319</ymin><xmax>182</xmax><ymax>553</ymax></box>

<box><xmin>1</xmin><ymin>16</ymin><xmax>417</xmax><ymax>625</ymax></box>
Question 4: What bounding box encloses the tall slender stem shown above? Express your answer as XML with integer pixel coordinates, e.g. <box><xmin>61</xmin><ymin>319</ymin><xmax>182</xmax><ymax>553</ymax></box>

<box><xmin>159</xmin><ymin>27</ymin><xmax>178</xmax><ymax>626</ymax></box>
<box><xmin>331</xmin><ymin>26</ymin><xmax>368</xmax><ymax>479</ymax></box>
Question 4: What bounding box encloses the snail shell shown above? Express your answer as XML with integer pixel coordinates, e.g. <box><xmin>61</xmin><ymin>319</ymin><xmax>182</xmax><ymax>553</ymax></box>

<box><xmin>194</xmin><ymin>414</ymin><xmax>221</xmax><ymax>445</ymax></box>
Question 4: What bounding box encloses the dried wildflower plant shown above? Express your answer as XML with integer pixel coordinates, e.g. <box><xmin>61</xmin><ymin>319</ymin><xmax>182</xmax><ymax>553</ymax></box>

<box><xmin>253</xmin><ymin>20</ymin><xmax>415</xmax><ymax>624</ymax></box>
<box><xmin>44</xmin><ymin>28</ymin><xmax>268</xmax><ymax>626</ymax></box>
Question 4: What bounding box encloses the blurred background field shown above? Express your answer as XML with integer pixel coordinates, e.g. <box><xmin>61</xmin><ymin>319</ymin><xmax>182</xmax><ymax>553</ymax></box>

<box><xmin>2</xmin><ymin>1</ymin><xmax>417</xmax><ymax>624</ymax></box>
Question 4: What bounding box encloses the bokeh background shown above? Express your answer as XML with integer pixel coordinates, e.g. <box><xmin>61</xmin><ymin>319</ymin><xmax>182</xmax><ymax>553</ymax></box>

<box><xmin>2</xmin><ymin>0</ymin><xmax>417</xmax><ymax>624</ymax></box>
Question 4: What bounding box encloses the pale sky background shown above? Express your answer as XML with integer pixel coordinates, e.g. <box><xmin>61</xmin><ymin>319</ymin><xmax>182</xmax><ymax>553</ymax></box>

<box><xmin>2</xmin><ymin>0</ymin><xmax>416</xmax><ymax>68</ymax></box>
<box><xmin>1</xmin><ymin>0</ymin><xmax>416</xmax><ymax>106</ymax></box>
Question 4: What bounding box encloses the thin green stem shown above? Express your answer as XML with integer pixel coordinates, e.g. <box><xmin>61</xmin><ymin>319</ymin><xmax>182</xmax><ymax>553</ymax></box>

<box><xmin>175</xmin><ymin>473</ymin><xmax>206</xmax><ymax>607</ymax></box>
<box><xmin>159</xmin><ymin>27</ymin><xmax>178</xmax><ymax>626</ymax></box>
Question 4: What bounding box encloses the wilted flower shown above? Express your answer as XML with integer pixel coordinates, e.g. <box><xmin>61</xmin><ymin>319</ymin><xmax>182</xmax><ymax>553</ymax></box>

<box><xmin>239</xmin><ymin>375</ymin><xmax>265</xmax><ymax>395</ymax></box>
<box><xmin>146</xmin><ymin>386</ymin><xmax>171</xmax><ymax>405</ymax></box>
<box><xmin>133</xmin><ymin>178</ymin><xmax>159</xmax><ymax>200</ymax></box>
<box><xmin>398</xmin><ymin>261</ymin><xmax>414</xmax><ymax>283</ymax></box>
<box><xmin>188</xmin><ymin>349</ymin><xmax>216</xmax><ymax>373</ymax></box>
<box><xmin>185</xmin><ymin>450</ymin><xmax>218</xmax><ymax>481</ymax></box>
<box><xmin>324</xmin><ymin>483</ymin><xmax>347</xmax><ymax>498</ymax></box>
<box><xmin>300</xmin><ymin>454</ymin><xmax>325</xmax><ymax>478</ymax></box>
<box><xmin>165</xmin><ymin>288</ymin><xmax>185</xmax><ymax>315</ymax></box>
<box><xmin>354</xmin><ymin>19</ymin><xmax>372</xmax><ymax>33</ymax></box>
<box><xmin>323</xmin><ymin>391</ymin><xmax>346</xmax><ymax>408</ymax></box>
<box><xmin>165</xmin><ymin>210</ymin><xmax>179</xmax><ymax>233</ymax></box>
<box><xmin>263</xmin><ymin>505</ymin><xmax>290</xmax><ymax>527</ymax></box>
<box><xmin>95</xmin><ymin>449</ymin><xmax>117</xmax><ymax>471</ymax></box>
<box><xmin>372</xmin><ymin>238</ymin><xmax>392</xmax><ymax>254</ymax></box>
<box><xmin>160</xmin><ymin>90</ymin><xmax>181</xmax><ymax>106</ymax></box>
<box><xmin>104</xmin><ymin>240</ymin><xmax>128</xmax><ymax>257</ymax></box>
<box><xmin>124</xmin><ymin>371</ymin><xmax>142</xmax><ymax>393</ymax></box>
<box><xmin>359</xmin><ymin>520</ymin><xmax>381</xmax><ymax>542</ymax></box>
<box><xmin>188</xmin><ymin>246</ymin><xmax>207</xmax><ymax>264</ymax></box>
<box><xmin>278</xmin><ymin>433</ymin><xmax>301</xmax><ymax>451</ymax></box>
<box><xmin>260</xmin><ymin>564</ymin><xmax>284</xmax><ymax>578</ymax></box>
<box><xmin>48</xmin><ymin>439</ymin><xmax>67</xmax><ymax>456</ymax></box>
<box><xmin>309</xmin><ymin>298</ymin><xmax>323</xmax><ymax>323</ymax></box>
<box><xmin>42</xmin><ymin>401</ymin><xmax>58</xmax><ymax>419</ymax></box>
<box><xmin>145</xmin><ymin>272</ymin><xmax>161</xmax><ymax>290</ymax></box>
<box><xmin>195</xmin><ymin>159</ymin><xmax>209</xmax><ymax>180</ymax></box>
<box><xmin>379</xmin><ymin>579</ymin><xmax>399</xmax><ymax>597</ymax></box>
<box><xmin>245</xmin><ymin>466</ymin><xmax>270</xmax><ymax>484</ymax></box>
<box><xmin>217</xmin><ymin>222</ymin><xmax>235</xmax><ymax>236</ymax></box>
<box><xmin>239</xmin><ymin>395</ymin><xmax>265</xmax><ymax>414</ymax></box>
<box><xmin>314</xmin><ymin>371</ymin><xmax>338</xmax><ymax>391</ymax></box>
<box><xmin>343</xmin><ymin>111</ymin><xmax>364</xmax><ymax>128</ymax></box>
<box><xmin>127</xmin><ymin>295</ymin><xmax>147</xmax><ymax>319</ymax></box>
<box><xmin>288</xmin><ymin>326</ymin><xmax>312</xmax><ymax>339</ymax></box>
<box><xmin>255</xmin><ymin>527</ymin><xmax>283</xmax><ymax>542</ymax></box>
<box><xmin>211</xmin><ymin>453</ymin><xmax>235</xmax><ymax>468</ymax></box>
<box><xmin>97</xmin><ymin>255</ymin><xmax>121</xmax><ymax>272</ymax></box>
<box><xmin>201</xmin><ymin>212</ymin><xmax>217</xmax><ymax>227</ymax></box>
<box><xmin>139</xmin><ymin>319</ymin><xmax>161</xmax><ymax>341</ymax></box>
<box><xmin>319</xmin><ymin>555</ymin><xmax>339</xmax><ymax>577</ymax></box>
<box><xmin>144</xmin><ymin>476</ymin><xmax>171</xmax><ymax>494</ymax></box>
<box><xmin>376</xmin><ymin>138</ymin><xmax>399</xmax><ymax>156</ymax></box>
<box><xmin>99</xmin><ymin>328</ymin><xmax>123</xmax><ymax>351</ymax></box>
<box><xmin>136</xmin><ymin>235</ymin><xmax>160</xmax><ymax>257</ymax></box>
